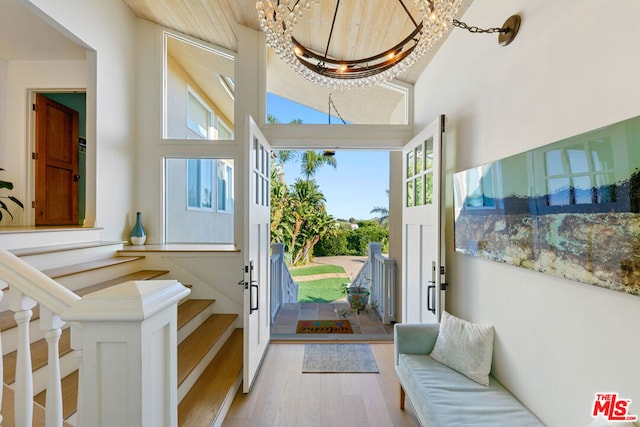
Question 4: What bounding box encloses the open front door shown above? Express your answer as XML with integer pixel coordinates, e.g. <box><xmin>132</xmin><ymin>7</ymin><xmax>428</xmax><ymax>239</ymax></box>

<box><xmin>243</xmin><ymin>116</ymin><xmax>271</xmax><ymax>393</ymax></box>
<box><xmin>402</xmin><ymin>115</ymin><xmax>446</xmax><ymax>324</ymax></box>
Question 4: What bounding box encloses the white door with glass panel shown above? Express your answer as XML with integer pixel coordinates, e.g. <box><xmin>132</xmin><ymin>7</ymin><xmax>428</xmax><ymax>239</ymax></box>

<box><xmin>402</xmin><ymin>115</ymin><xmax>446</xmax><ymax>324</ymax></box>
<box><xmin>243</xmin><ymin>116</ymin><xmax>271</xmax><ymax>392</ymax></box>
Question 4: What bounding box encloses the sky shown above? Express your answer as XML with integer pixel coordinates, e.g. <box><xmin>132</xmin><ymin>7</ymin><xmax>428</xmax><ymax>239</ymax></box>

<box><xmin>268</xmin><ymin>93</ymin><xmax>390</xmax><ymax>221</ymax></box>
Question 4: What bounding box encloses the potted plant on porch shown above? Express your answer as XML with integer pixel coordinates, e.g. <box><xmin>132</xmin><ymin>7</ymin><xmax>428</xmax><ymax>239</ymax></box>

<box><xmin>0</xmin><ymin>168</ymin><xmax>24</xmax><ymax>223</ymax></box>
<box><xmin>340</xmin><ymin>282</ymin><xmax>371</xmax><ymax>313</ymax></box>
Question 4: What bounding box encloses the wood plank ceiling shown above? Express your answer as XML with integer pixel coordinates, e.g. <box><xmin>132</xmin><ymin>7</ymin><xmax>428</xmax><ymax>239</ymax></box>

<box><xmin>123</xmin><ymin>0</ymin><xmax>473</xmax><ymax>123</ymax></box>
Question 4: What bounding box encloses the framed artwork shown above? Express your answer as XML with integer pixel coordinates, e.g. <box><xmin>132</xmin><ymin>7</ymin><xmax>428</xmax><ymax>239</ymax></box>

<box><xmin>454</xmin><ymin>115</ymin><xmax>640</xmax><ymax>296</ymax></box>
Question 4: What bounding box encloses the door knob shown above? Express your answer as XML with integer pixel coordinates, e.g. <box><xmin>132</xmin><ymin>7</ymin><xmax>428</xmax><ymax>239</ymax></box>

<box><xmin>73</xmin><ymin>175</ymin><xmax>81</xmax><ymax>182</ymax></box>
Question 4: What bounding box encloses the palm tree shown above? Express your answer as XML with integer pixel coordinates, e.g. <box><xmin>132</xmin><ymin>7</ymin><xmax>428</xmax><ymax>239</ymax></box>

<box><xmin>370</xmin><ymin>206</ymin><xmax>389</xmax><ymax>224</ymax></box>
<box><xmin>370</xmin><ymin>189</ymin><xmax>389</xmax><ymax>225</ymax></box>
<box><xmin>299</xmin><ymin>150</ymin><xmax>337</xmax><ymax>180</ymax></box>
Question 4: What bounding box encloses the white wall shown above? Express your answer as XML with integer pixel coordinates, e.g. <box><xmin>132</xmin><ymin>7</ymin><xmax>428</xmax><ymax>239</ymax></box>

<box><xmin>413</xmin><ymin>1</ymin><xmax>640</xmax><ymax>425</ymax></box>
<box><xmin>26</xmin><ymin>0</ymin><xmax>138</xmax><ymax>238</ymax></box>
<box><xmin>3</xmin><ymin>59</ymin><xmax>86</xmax><ymax>225</ymax></box>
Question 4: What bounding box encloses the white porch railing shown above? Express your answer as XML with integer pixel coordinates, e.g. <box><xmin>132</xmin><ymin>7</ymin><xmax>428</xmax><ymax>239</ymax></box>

<box><xmin>270</xmin><ymin>243</ymin><xmax>298</xmax><ymax>322</ymax></box>
<box><xmin>0</xmin><ymin>249</ymin><xmax>189</xmax><ymax>427</ymax></box>
<box><xmin>351</xmin><ymin>243</ymin><xmax>396</xmax><ymax>324</ymax></box>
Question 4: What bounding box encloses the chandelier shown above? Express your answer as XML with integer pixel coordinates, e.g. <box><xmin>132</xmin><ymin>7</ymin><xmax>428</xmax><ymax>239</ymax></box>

<box><xmin>256</xmin><ymin>0</ymin><xmax>464</xmax><ymax>90</ymax></box>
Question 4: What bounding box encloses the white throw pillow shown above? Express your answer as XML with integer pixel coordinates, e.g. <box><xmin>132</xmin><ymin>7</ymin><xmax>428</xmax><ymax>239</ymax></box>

<box><xmin>429</xmin><ymin>311</ymin><xmax>495</xmax><ymax>386</ymax></box>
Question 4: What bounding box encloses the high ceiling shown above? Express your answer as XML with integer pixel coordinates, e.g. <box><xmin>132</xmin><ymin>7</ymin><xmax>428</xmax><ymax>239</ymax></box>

<box><xmin>123</xmin><ymin>0</ymin><xmax>472</xmax><ymax>123</ymax></box>
<box><xmin>1</xmin><ymin>0</ymin><xmax>473</xmax><ymax>124</ymax></box>
<box><xmin>123</xmin><ymin>0</ymin><xmax>471</xmax><ymax>84</ymax></box>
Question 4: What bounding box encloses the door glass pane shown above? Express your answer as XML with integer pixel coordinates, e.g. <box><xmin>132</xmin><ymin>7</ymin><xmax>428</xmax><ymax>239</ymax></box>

<box><xmin>424</xmin><ymin>172</ymin><xmax>433</xmax><ymax>204</ymax></box>
<box><xmin>415</xmin><ymin>144</ymin><xmax>423</xmax><ymax>173</ymax></box>
<box><xmin>406</xmin><ymin>180</ymin><xmax>414</xmax><ymax>207</ymax></box>
<box><xmin>254</xmin><ymin>138</ymin><xmax>260</xmax><ymax>171</ymax></box>
<box><xmin>415</xmin><ymin>176</ymin><xmax>423</xmax><ymax>206</ymax></box>
<box><xmin>425</xmin><ymin>137</ymin><xmax>434</xmax><ymax>170</ymax></box>
<box><xmin>406</xmin><ymin>151</ymin><xmax>414</xmax><ymax>178</ymax></box>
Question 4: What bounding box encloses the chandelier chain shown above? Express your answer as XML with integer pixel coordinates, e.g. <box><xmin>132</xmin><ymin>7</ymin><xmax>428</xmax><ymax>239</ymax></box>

<box><xmin>328</xmin><ymin>94</ymin><xmax>347</xmax><ymax>124</ymax></box>
<box><xmin>452</xmin><ymin>19</ymin><xmax>508</xmax><ymax>34</ymax></box>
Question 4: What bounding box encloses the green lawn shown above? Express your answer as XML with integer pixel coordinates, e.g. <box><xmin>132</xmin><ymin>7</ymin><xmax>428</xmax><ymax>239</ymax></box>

<box><xmin>289</xmin><ymin>264</ymin><xmax>346</xmax><ymax>277</ymax></box>
<box><xmin>296</xmin><ymin>277</ymin><xmax>348</xmax><ymax>303</ymax></box>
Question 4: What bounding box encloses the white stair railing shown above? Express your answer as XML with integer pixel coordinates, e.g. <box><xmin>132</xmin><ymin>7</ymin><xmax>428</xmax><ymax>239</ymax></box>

<box><xmin>0</xmin><ymin>248</ymin><xmax>189</xmax><ymax>427</ymax></box>
<box><xmin>270</xmin><ymin>243</ymin><xmax>298</xmax><ymax>322</ymax></box>
<box><xmin>352</xmin><ymin>243</ymin><xmax>396</xmax><ymax>324</ymax></box>
<box><xmin>0</xmin><ymin>249</ymin><xmax>79</xmax><ymax>427</ymax></box>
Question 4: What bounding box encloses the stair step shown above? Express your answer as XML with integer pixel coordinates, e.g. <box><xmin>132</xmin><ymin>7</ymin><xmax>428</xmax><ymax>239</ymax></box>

<box><xmin>74</xmin><ymin>269</ymin><xmax>170</xmax><ymax>297</ymax></box>
<box><xmin>178</xmin><ymin>329</ymin><xmax>243</xmax><ymax>427</ymax></box>
<box><xmin>33</xmin><ymin>369</ymin><xmax>78</xmax><ymax>421</ymax></box>
<box><xmin>3</xmin><ymin>327</ymin><xmax>72</xmax><ymax>385</ymax></box>
<box><xmin>41</xmin><ymin>255</ymin><xmax>145</xmax><ymax>279</ymax></box>
<box><xmin>9</xmin><ymin>240</ymin><xmax>126</xmax><ymax>257</ymax></box>
<box><xmin>3</xmin><ymin>383</ymin><xmax>74</xmax><ymax>427</ymax></box>
<box><xmin>178</xmin><ymin>314</ymin><xmax>238</xmax><ymax>387</ymax></box>
<box><xmin>0</xmin><ymin>306</ymin><xmax>41</xmax><ymax>332</ymax></box>
<box><xmin>178</xmin><ymin>299</ymin><xmax>216</xmax><ymax>330</ymax></box>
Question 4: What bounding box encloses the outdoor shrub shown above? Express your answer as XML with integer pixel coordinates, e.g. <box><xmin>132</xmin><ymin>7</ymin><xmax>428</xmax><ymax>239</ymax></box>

<box><xmin>314</xmin><ymin>228</ymin><xmax>349</xmax><ymax>256</ymax></box>
<box><xmin>347</xmin><ymin>221</ymin><xmax>388</xmax><ymax>256</ymax></box>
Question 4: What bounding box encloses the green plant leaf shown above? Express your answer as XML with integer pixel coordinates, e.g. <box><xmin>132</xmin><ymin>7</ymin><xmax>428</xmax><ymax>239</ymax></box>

<box><xmin>0</xmin><ymin>180</ymin><xmax>14</xmax><ymax>190</ymax></box>
<box><xmin>0</xmin><ymin>200</ymin><xmax>13</xmax><ymax>220</ymax></box>
<box><xmin>8</xmin><ymin>196</ymin><xmax>23</xmax><ymax>209</ymax></box>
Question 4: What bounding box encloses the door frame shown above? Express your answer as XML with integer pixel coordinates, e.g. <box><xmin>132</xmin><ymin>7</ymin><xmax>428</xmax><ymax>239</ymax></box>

<box><xmin>27</xmin><ymin>88</ymin><xmax>88</xmax><ymax>226</ymax></box>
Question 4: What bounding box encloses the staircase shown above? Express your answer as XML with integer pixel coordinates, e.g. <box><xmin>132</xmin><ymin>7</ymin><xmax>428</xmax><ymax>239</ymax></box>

<box><xmin>0</xmin><ymin>230</ymin><xmax>243</xmax><ymax>426</ymax></box>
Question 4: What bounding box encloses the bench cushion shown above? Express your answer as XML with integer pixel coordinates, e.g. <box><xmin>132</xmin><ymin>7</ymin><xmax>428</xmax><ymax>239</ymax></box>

<box><xmin>396</xmin><ymin>353</ymin><xmax>545</xmax><ymax>427</ymax></box>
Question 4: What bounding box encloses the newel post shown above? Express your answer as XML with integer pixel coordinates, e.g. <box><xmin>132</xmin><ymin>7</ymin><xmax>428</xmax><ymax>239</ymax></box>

<box><xmin>62</xmin><ymin>280</ymin><xmax>190</xmax><ymax>427</ymax></box>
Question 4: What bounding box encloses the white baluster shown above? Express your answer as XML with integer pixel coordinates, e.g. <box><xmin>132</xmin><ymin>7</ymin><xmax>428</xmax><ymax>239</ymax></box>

<box><xmin>14</xmin><ymin>309</ymin><xmax>34</xmax><ymax>427</ymax></box>
<box><xmin>40</xmin><ymin>307</ymin><xmax>65</xmax><ymax>427</ymax></box>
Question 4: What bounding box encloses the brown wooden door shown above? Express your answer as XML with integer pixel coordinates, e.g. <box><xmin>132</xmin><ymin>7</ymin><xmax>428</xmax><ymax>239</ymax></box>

<box><xmin>35</xmin><ymin>94</ymin><xmax>79</xmax><ymax>225</ymax></box>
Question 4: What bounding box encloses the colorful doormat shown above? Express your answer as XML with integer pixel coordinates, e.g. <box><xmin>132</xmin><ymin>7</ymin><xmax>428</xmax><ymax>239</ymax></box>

<box><xmin>302</xmin><ymin>343</ymin><xmax>379</xmax><ymax>373</ymax></box>
<box><xmin>296</xmin><ymin>319</ymin><xmax>353</xmax><ymax>334</ymax></box>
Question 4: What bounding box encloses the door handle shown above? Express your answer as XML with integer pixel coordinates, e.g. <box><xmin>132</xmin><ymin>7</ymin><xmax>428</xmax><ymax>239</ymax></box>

<box><xmin>250</xmin><ymin>281</ymin><xmax>259</xmax><ymax>314</ymax></box>
<box><xmin>427</xmin><ymin>284</ymin><xmax>436</xmax><ymax>315</ymax></box>
<box><xmin>73</xmin><ymin>175</ymin><xmax>81</xmax><ymax>182</ymax></box>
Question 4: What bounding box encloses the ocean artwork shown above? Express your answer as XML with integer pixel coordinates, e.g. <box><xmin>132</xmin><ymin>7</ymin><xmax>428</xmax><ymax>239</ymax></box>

<box><xmin>454</xmin><ymin>115</ymin><xmax>640</xmax><ymax>296</ymax></box>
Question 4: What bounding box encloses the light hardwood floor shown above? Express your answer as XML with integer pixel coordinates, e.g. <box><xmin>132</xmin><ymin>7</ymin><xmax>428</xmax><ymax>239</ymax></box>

<box><xmin>223</xmin><ymin>343</ymin><xmax>420</xmax><ymax>427</ymax></box>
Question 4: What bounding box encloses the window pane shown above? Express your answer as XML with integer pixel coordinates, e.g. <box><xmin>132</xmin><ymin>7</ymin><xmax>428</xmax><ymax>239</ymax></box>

<box><xmin>545</xmin><ymin>149</ymin><xmax>565</xmax><ymax>176</ymax></box>
<box><xmin>406</xmin><ymin>180</ymin><xmax>414</xmax><ymax>207</ymax></box>
<box><xmin>572</xmin><ymin>176</ymin><xmax>592</xmax><ymax>204</ymax></box>
<box><xmin>567</xmin><ymin>145</ymin><xmax>589</xmax><ymax>173</ymax></box>
<box><xmin>187</xmin><ymin>159</ymin><xmax>200</xmax><ymax>208</ymax></box>
<box><xmin>165</xmin><ymin>157</ymin><xmax>234</xmax><ymax>243</ymax></box>
<box><xmin>200</xmin><ymin>159</ymin><xmax>213</xmax><ymax>209</ymax></box>
<box><xmin>547</xmin><ymin>177</ymin><xmax>570</xmax><ymax>206</ymax></box>
<box><xmin>187</xmin><ymin>91</ymin><xmax>210</xmax><ymax>138</ymax></box>
<box><xmin>591</xmin><ymin>138</ymin><xmax>614</xmax><ymax>171</ymax></box>
<box><xmin>164</xmin><ymin>33</ymin><xmax>235</xmax><ymax>140</ymax></box>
